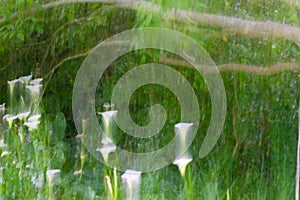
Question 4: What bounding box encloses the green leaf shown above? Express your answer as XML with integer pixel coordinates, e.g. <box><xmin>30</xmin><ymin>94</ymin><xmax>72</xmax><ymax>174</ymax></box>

<box><xmin>51</xmin><ymin>143</ymin><xmax>66</xmax><ymax>169</ymax></box>
<box><xmin>52</xmin><ymin>113</ymin><xmax>67</xmax><ymax>143</ymax></box>
<box><xmin>36</xmin><ymin>26</ymin><xmax>43</xmax><ymax>34</ymax></box>
<box><xmin>16</xmin><ymin>33</ymin><xmax>24</xmax><ymax>41</ymax></box>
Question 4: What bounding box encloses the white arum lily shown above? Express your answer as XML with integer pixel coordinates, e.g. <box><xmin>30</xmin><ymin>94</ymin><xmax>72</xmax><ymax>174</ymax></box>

<box><xmin>30</xmin><ymin>78</ymin><xmax>43</xmax><ymax>85</ymax></box>
<box><xmin>0</xmin><ymin>139</ymin><xmax>7</xmax><ymax>148</ymax></box>
<box><xmin>173</xmin><ymin>155</ymin><xmax>193</xmax><ymax>177</ymax></box>
<box><xmin>46</xmin><ymin>169</ymin><xmax>61</xmax><ymax>185</ymax></box>
<box><xmin>99</xmin><ymin>110</ymin><xmax>118</xmax><ymax>124</ymax></box>
<box><xmin>19</xmin><ymin>75</ymin><xmax>32</xmax><ymax>84</ymax></box>
<box><xmin>96</xmin><ymin>142</ymin><xmax>116</xmax><ymax>163</ymax></box>
<box><xmin>0</xmin><ymin>103</ymin><xmax>5</xmax><ymax>112</ymax></box>
<box><xmin>101</xmin><ymin>136</ymin><xmax>113</xmax><ymax>145</ymax></box>
<box><xmin>174</xmin><ymin>122</ymin><xmax>193</xmax><ymax>161</ymax></box>
<box><xmin>98</xmin><ymin>110</ymin><xmax>118</xmax><ymax>135</ymax></box>
<box><xmin>8</xmin><ymin>79</ymin><xmax>19</xmax><ymax>88</ymax></box>
<box><xmin>26</xmin><ymin>164</ymin><xmax>33</xmax><ymax>169</ymax></box>
<box><xmin>3</xmin><ymin>114</ymin><xmax>18</xmax><ymax>128</ymax></box>
<box><xmin>87</xmin><ymin>187</ymin><xmax>96</xmax><ymax>200</ymax></box>
<box><xmin>31</xmin><ymin>173</ymin><xmax>43</xmax><ymax>188</ymax></box>
<box><xmin>121</xmin><ymin>170</ymin><xmax>142</xmax><ymax>200</ymax></box>
<box><xmin>8</xmin><ymin>79</ymin><xmax>19</xmax><ymax>97</ymax></box>
<box><xmin>28</xmin><ymin>114</ymin><xmax>41</xmax><ymax>122</ymax></box>
<box><xmin>26</xmin><ymin>85</ymin><xmax>42</xmax><ymax>95</ymax></box>
<box><xmin>24</xmin><ymin>114</ymin><xmax>41</xmax><ymax>130</ymax></box>
<box><xmin>47</xmin><ymin>169</ymin><xmax>61</xmax><ymax>199</ymax></box>
<box><xmin>175</xmin><ymin>122</ymin><xmax>193</xmax><ymax>144</ymax></box>
<box><xmin>24</xmin><ymin>121</ymin><xmax>40</xmax><ymax>130</ymax></box>
<box><xmin>1</xmin><ymin>151</ymin><xmax>10</xmax><ymax>157</ymax></box>
<box><xmin>17</xmin><ymin>112</ymin><xmax>30</xmax><ymax>120</ymax></box>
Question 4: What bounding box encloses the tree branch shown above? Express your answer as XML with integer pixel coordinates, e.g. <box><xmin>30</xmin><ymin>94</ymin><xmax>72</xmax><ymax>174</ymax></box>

<box><xmin>167</xmin><ymin>10</ymin><xmax>300</xmax><ymax>43</ymax></box>
<box><xmin>1</xmin><ymin>0</ymin><xmax>299</xmax><ymax>43</ymax></box>
<box><xmin>159</xmin><ymin>56</ymin><xmax>300</xmax><ymax>75</ymax></box>
<box><xmin>41</xmin><ymin>52</ymin><xmax>89</xmax><ymax>99</ymax></box>
<box><xmin>39</xmin><ymin>48</ymin><xmax>299</xmax><ymax>100</ymax></box>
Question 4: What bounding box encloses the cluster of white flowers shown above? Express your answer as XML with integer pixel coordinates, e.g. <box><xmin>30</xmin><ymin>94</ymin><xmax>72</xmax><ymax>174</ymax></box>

<box><xmin>1</xmin><ymin>76</ymin><xmax>45</xmax><ymax>191</ymax></box>
<box><xmin>2</xmin><ymin>75</ymin><xmax>43</xmax><ymax>130</ymax></box>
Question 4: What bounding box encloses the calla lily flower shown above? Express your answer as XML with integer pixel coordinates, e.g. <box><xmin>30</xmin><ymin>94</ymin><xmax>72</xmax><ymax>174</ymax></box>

<box><xmin>98</xmin><ymin>110</ymin><xmax>118</xmax><ymax>127</ymax></box>
<box><xmin>46</xmin><ymin>169</ymin><xmax>61</xmax><ymax>185</ymax></box>
<box><xmin>24</xmin><ymin>114</ymin><xmax>41</xmax><ymax>130</ymax></box>
<box><xmin>17</xmin><ymin>112</ymin><xmax>30</xmax><ymax>120</ymax></box>
<box><xmin>26</xmin><ymin>85</ymin><xmax>42</xmax><ymax>95</ymax></box>
<box><xmin>24</xmin><ymin>121</ymin><xmax>40</xmax><ymax>130</ymax></box>
<box><xmin>174</xmin><ymin>122</ymin><xmax>193</xmax><ymax>158</ymax></box>
<box><xmin>26</xmin><ymin>164</ymin><xmax>34</xmax><ymax>169</ymax></box>
<box><xmin>29</xmin><ymin>78</ymin><xmax>43</xmax><ymax>85</ymax></box>
<box><xmin>1</xmin><ymin>151</ymin><xmax>10</xmax><ymax>157</ymax></box>
<box><xmin>19</xmin><ymin>75</ymin><xmax>32</xmax><ymax>84</ymax></box>
<box><xmin>0</xmin><ymin>103</ymin><xmax>5</xmax><ymax>112</ymax></box>
<box><xmin>175</xmin><ymin>123</ymin><xmax>193</xmax><ymax>141</ymax></box>
<box><xmin>121</xmin><ymin>170</ymin><xmax>142</xmax><ymax>200</ymax></box>
<box><xmin>175</xmin><ymin>122</ymin><xmax>193</xmax><ymax>130</ymax></box>
<box><xmin>8</xmin><ymin>79</ymin><xmax>20</xmax><ymax>86</ymax></box>
<box><xmin>3</xmin><ymin>114</ymin><xmax>18</xmax><ymax>128</ymax></box>
<box><xmin>0</xmin><ymin>139</ymin><xmax>7</xmax><ymax>148</ymax></box>
<box><xmin>98</xmin><ymin>110</ymin><xmax>118</xmax><ymax>138</ymax></box>
<box><xmin>101</xmin><ymin>136</ymin><xmax>114</xmax><ymax>145</ymax></box>
<box><xmin>173</xmin><ymin>156</ymin><xmax>193</xmax><ymax>177</ymax></box>
<box><xmin>96</xmin><ymin>142</ymin><xmax>116</xmax><ymax>162</ymax></box>
<box><xmin>31</xmin><ymin>173</ymin><xmax>43</xmax><ymax>188</ymax></box>
<box><xmin>28</xmin><ymin>114</ymin><xmax>41</xmax><ymax>122</ymax></box>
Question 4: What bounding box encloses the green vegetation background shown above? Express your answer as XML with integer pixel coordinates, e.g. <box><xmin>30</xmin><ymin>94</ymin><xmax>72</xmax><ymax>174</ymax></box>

<box><xmin>0</xmin><ymin>0</ymin><xmax>299</xmax><ymax>199</ymax></box>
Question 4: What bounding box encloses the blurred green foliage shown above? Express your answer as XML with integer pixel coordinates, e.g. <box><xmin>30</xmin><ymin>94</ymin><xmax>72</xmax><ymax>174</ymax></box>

<box><xmin>0</xmin><ymin>0</ymin><xmax>299</xmax><ymax>199</ymax></box>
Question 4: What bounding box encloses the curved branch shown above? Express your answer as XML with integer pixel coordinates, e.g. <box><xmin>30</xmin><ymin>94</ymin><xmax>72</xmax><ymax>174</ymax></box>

<box><xmin>39</xmin><ymin>50</ymin><xmax>299</xmax><ymax>100</ymax></box>
<box><xmin>159</xmin><ymin>56</ymin><xmax>300</xmax><ymax>75</ymax></box>
<box><xmin>0</xmin><ymin>0</ymin><xmax>124</xmax><ymax>24</ymax></box>
<box><xmin>1</xmin><ymin>0</ymin><xmax>299</xmax><ymax>43</ymax></box>
<box><xmin>217</xmin><ymin>63</ymin><xmax>300</xmax><ymax>75</ymax></box>
<box><xmin>41</xmin><ymin>52</ymin><xmax>89</xmax><ymax>99</ymax></box>
<box><xmin>167</xmin><ymin>10</ymin><xmax>300</xmax><ymax>43</ymax></box>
